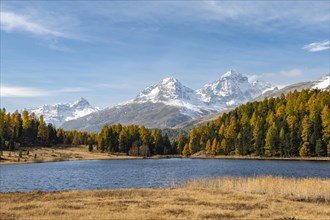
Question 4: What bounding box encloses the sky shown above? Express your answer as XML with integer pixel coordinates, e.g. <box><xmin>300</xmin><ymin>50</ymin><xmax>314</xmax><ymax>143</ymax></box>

<box><xmin>1</xmin><ymin>1</ymin><xmax>329</xmax><ymax>112</ymax></box>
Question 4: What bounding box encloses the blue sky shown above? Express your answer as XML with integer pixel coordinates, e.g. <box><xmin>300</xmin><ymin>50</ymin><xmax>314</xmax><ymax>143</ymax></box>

<box><xmin>1</xmin><ymin>1</ymin><xmax>329</xmax><ymax>112</ymax></box>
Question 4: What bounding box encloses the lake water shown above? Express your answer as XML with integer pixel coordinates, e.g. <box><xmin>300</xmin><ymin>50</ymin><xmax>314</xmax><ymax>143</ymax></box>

<box><xmin>0</xmin><ymin>159</ymin><xmax>329</xmax><ymax>192</ymax></box>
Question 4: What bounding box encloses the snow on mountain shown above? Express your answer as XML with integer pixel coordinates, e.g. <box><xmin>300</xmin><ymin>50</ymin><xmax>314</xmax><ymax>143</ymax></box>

<box><xmin>129</xmin><ymin>70</ymin><xmax>277</xmax><ymax>117</ymax></box>
<box><xmin>27</xmin><ymin>98</ymin><xmax>100</xmax><ymax>127</ymax></box>
<box><xmin>312</xmin><ymin>75</ymin><xmax>330</xmax><ymax>89</ymax></box>
<box><xmin>131</xmin><ymin>77</ymin><xmax>209</xmax><ymax>118</ymax></box>
<box><xmin>60</xmin><ymin>70</ymin><xmax>279</xmax><ymax>131</ymax></box>
<box><xmin>197</xmin><ymin>70</ymin><xmax>278</xmax><ymax>109</ymax></box>
<box><xmin>133</xmin><ymin>77</ymin><xmax>201</xmax><ymax>105</ymax></box>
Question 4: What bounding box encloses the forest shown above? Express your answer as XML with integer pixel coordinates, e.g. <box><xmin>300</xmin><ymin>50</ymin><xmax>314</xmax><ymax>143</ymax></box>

<box><xmin>0</xmin><ymin>89</ymin><xmax>329</xmax><ymax>157</ymax></box>
<box><xmin>0</xmin><ymin>110</ymin><xmax>174</xmax><ymax>156</ymax></box>
<box><xmin>179</xmin><ymin>89</ymin><xmax>330</xmax><ymax>157</ymax></box>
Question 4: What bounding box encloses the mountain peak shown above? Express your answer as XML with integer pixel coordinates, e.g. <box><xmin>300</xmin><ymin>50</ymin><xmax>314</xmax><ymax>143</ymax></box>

<box><xmin>72</xmin><ymin>97</ymin><xmax>89</xmax><ymax>105</ymax></box>
<box><xmin>160</xmin><ymin>77</ymin><xmax>178</xmax><ymax>84</ymax></box>
<box><xmin>197</xmin><ymin>70</ymin><xmax>276</xmax><ymax>107</ymax></box>
<box><xmin>28</xmin><ymin>98</ymin><xmax>99</xmax><ymax>127</ymax></box>
<box><xmin>133</xmin><ymin>76</ymin><xmax>199</xmax><ymax>106</ymax></box>
<box><xmin>221</xmin><ymin>69</ymin><xmax>240</xmax><ymax>78</ymax></box>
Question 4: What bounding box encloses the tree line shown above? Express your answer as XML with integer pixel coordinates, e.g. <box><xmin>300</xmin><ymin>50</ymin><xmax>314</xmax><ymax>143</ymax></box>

<box><xmin>0</xmin><ymin>110</ymin><xmax>175</xmax><ymax>156</ymax></box>
<box><xmin>0</xmin><ymin>110</ymin><xmax>97</xmax><ymax>150</ymax></box>
<box><xmin>177</xmin><ymin>89</ymin><xmax>330</xmax><ymax>157</ymax></box>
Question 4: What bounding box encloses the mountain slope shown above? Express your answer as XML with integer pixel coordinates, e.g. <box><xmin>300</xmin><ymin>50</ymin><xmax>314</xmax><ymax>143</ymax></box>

<box><xmin>130</xmin><ymin>77</ymin><xmax>209</xmax><ymax>118</ymax></box>
<box><xmin>254</xmin><ymin>74</ymin><xmax>329</xmax><ymax>101</ymax></box>
<box><xmin>28</xmin><ymin>98</ymin><xmax>100</xmax><ymax>127</ymax></box>
<box><xmin>61</xmin><ymin>103</ymin><xmax>192</xmax><ymax>132</ymax></box>
<box><xmin>61</xmin><ymin>70</ymin><xmax>276</xmax><ymax>132</ymax></box>
<box><xmin>197</xmin><ymin>70</ymin><xmax>277</xmax><ymax>108</ymax></box>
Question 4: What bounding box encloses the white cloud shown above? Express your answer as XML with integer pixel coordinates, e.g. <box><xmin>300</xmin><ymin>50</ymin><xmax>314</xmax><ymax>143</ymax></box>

<box><xmin>1</xmin><ymin>85</ymin><xmax>89</xmax><ymax>97</ymax></box>
<box><xmin>303</xmin><ymin>41</ymin><xmax>330</xmax><ymax>52</ymax></box>
<box><xmin>198</xmin><ymin>1</ymin><xmax>329</xmax><ymax>30</ymax></box>
<box><xmin>57</xmin><ymin>88</ymin><xmax>90</xmax><ymax>93</ymax></box>
<box><xmin>280</xmin><ymin>69</ymin><xmax>303</xmax><ymax>77</ymax></box>
<box><xmin>0</xmin><ymin>11</ymin><xmax>66</xmax><ymax>37</ymax></box>
<box><xmin>1</xmin><ymin>85</ymin><xmax>51</xmax><ymax>97</ymax></box>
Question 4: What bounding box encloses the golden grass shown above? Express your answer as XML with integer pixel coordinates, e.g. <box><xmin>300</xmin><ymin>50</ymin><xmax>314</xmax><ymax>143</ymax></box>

<box><xmin>0</xmin><ymin>176</ymin><xmax>329</xmax><ymax>220</ymax></box>
<box><xmin>191</xmin><ymin>150</ymin><xmax>330</xmax><ymax>161</ymax></box>
<box><xmin>183</xmin><ymin>176</ymin><xmax>330</xmax><ymax>202</ymax></box>
<box><xmin>0</xmin><ymin>146</ymin><xmax>141</xmax><ymax>164</ymax></box>
<box><xmin>0</xmin><ymin>147</ymin><xmax>328</xmax><ymax>165</ymax></box>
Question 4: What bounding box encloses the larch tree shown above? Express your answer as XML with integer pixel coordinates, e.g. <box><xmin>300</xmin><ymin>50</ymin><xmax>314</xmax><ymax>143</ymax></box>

<box><xmin>205</xmin><ymin>139</ymin><xmax>212</xmax><ymax>154</ymax></box>
<box><xmin>211</xmin><ymin>138</ymin><xmax>218</xmax><ymax>155</ymax></box>
<box><xmin>321</xmin><ymin>106</ymin><xmax>330</xmax><ymax>156</ymax></box>
<box><xmin>300</xmin><ymin>115</ymin><xmax>311</xmax><ymax>157</ymax></box>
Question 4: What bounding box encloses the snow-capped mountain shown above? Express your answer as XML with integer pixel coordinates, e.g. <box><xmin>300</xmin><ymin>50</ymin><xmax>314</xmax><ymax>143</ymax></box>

<box><xmin>197</xmin><ymin>70</ymin><xmax>278</xmax><ymax>108</ymax></box>
<box><xmin>130</xmin><ymin>77</ymin><xmax>210</xmax><ymax>118</ymax></box>
<box><xmin>134</xmin><ymin>77</ymin><xmax>198</xmax><ymax>104</ymax></box>
<box><xmin>312</xmin><ymin>75</ymin><xmax>330</xmax><ymax>90</ymax></box>
<box><xmin>27</xmin><ymin>98</ymin><xmax>100</xmax><ymax>127</ymax></box>
<box><xmin>254</xmin><ymin>74</ymin><xmax>330</xmax><ymax>102</ymax></box>
<box><xmin>130</xmin><ymin>69</ymin><xmax>277</xmax><ymax>113</ymax></box>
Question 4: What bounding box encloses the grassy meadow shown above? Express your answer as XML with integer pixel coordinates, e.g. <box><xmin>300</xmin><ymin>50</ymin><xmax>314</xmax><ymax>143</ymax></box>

<box><xmin>0</xmin><ymin>176</ymin><xmax>329</xmax><ymax>220</ymax></box>
<box><xmin>0</xmin><ymin>146</ymin><xmax>142</xmax><ymax>164</ymax></box>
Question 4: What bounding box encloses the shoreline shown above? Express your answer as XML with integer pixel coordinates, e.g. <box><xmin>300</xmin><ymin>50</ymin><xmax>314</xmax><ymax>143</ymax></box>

<box><xmin>0</xmin><ymin>146</ymin><xmax>329</xmax><ymax>165</ymax></box>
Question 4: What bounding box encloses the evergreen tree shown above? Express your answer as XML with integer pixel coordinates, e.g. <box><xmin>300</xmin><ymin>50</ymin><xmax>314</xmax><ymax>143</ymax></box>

<box><xmin>252</xmin><ymin>119</ymin><xmax>263</xmax><ymax>156</ymax></box>
<box><xmin>37</xmin><ymin>115</ymin><xmax>48</xmax><ymax>145</ymax></box>
<box><xmin>205</xmin><ymin>139</ymin><xmax>212</xmax><ymax>154</ymax></box>
<box><xmin>188</xmin><ymin>129</ymin><xmax>200</xmax><ymax>155</ymax></box>
<box><xmin>211</xmin><ymin>138</ymin><xmax>217</xmax><ymax>155</ymax></box>
<box><xmin>182</xmin><ymin>143</ymin><xmax>190</xmax><ymax>157</ymax></box>
<box><xmin>321</xmin><ymin>106</ymin><xmax>330</xmax><ymax>156</ymax></box>
<box><xmin>177</xmin><ymin>134</ymin><xmax>187</xmax><ymax>155</ymax></box>
<box><xmin>300</xmin><ymin>115</ymin><xmax>311</xmax><ymax>157</ymax></box>
<box><xmin>162</xmin><ymin>134</ymin><xmax>172</xmax><ymax>155</ymax></box>
<box><xmin>265</xmin><ymin>124</ymin><xmax>277</xmax><ymax>157</ymax></box>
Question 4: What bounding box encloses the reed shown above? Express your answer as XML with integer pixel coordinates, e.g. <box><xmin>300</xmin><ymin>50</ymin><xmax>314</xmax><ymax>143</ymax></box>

<box><xmin>1</xmin><ymin>176</ymin><xmax>329</xmax><ymax>220</ymax></box>
<box><xmin>184</xmin><ymin>176</ymin><xmax>330</xmax><ymax>202</ymax></box>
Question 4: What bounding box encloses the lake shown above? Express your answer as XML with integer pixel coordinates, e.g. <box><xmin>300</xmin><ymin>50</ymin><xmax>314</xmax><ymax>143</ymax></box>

<box><xmin>0</xmin><ymin>158</ymin><xmax>329</xmax><ymax>192</ymax></box>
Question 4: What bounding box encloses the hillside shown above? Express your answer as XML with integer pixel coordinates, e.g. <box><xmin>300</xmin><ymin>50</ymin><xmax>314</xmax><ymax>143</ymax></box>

<box><xmin>179</xmin><ymin>89</ymin><xmax>330</xmax><ymax>157</ymax></box>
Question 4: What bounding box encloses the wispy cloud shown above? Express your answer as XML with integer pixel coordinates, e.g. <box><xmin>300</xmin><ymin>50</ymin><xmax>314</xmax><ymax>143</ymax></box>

<box><xmin>0</xmin><ymin>11</ymin><xmax>66</xmax><ymax>38</ymax></box>
<box><xmin>81</xmin><ymin>1</ymin><xmax>329</xmax><ymax>29</ymax></box>
<box><xmin>1</xmin><ymin>85</ymin><xmax>89</xmax><ymax>97</ymax></box>
<box><xmin>303</xmin><ymin>41</ymin><xmax>330</xmax><ymax>52</ymax></box>
<box><xmin>280</xmin><ymin>69</ymin><xmax>303</xmax><ymax>77</ymax></box>
<box><xmin>1</xmin><ymin>85</ymin><xmax>51</xmax><ymax>97</ymax></box>
<box><xmin>198</xmin><ymin>1</ymin><xmax>329</xmax><ymax>30</ymax></box>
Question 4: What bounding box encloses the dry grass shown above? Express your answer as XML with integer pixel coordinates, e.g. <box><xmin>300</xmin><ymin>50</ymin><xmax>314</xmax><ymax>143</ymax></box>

<box><xmin>183</xmin><ymin>176</ymin><xmax>330</xmax><ymax>202</ymax></box>
<box><xmin>0</xmin><ymin>146</ymin><xmax>141</xmax><ymax>164</ymax></box>
<box><xmin>0</xmin><ymin>147</ymin><xmax>328</xmax><ymax>165</ymax></box>
<box><xmin>191</xmin><ymin>150</ymin><xmax>330</xmax><ymax>161</ymax></box>
<box><xmin>0</xmin><ymin>177</ymin><xmax>329</xmax><ymax>220</ymax></box>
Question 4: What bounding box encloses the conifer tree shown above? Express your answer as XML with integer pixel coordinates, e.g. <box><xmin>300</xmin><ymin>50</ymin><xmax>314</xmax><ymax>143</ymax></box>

<box><xmin>211</xmin><ymin>138</ymin><xmax>217</xmax><ymax>155</ymax></box>
<box><xmin>205</xmin><ymin>139</ymin><xmax>212</xmax><ymax>154</ymax></box>
<box><xmin>300</xmin><ymin>115</ymin><xmax>311</xmax><ymax>157</ymax></box>
<box><xmin>321</xmin><ymin>106</ymin><xmax>330</xmax><ymax>156</ymax></box>
<box><xmin>182</xmin><ymin>143</ymin><xmax>190</xmax><ymax>157</ymax></box>
<box><xmin>265</xmin><ymin>124</ymin><xmax>277</xmax><ymax>157</ymax></box>
<box><xmin>37</xmin><ymin>115</ymin><xmax>48</xmax><ymax>145</ymax></box>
